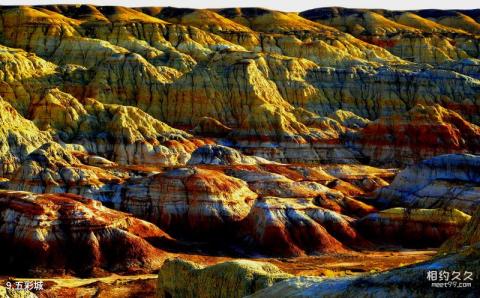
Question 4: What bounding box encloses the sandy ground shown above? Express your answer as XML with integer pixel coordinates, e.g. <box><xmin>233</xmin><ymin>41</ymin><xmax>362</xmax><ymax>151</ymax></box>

<box><xmin>261</xmin><ymin>249</ymin><xmax>437</xmax><ymax>276</ymax></box>
<box><xmin>0</xmin><ymin>249</ymin><xmax>436</xmax><ymax>297</ymax></box>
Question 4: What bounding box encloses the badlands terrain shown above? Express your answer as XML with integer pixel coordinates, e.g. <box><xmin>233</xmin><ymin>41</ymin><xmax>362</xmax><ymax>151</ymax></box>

<box><xmin>0</xmin><ymin>4</ymin><xmax>479</xmax><ymax>297</ymax></box>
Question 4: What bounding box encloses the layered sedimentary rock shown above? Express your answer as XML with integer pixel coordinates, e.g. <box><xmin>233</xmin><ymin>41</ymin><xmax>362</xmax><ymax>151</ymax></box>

<box><xmin>300</xmin><ymin>7</ymin><xmax>480</xmax><ymax>64</ymax></box>
<box><xmin>350</xmin><ymin>104</ymin><xmax>480</xmax><ymax>165</ymax></box>
<box><xmin>0</xmin><ymin>190</ymin><xmax>170</xmax><ymax>275</ymax></box>
<box><xmin>7</xmin><ymin>142</ymin><xmax>124</xmax><ymax>201</ymax></box>
<box><xmin>187</xmin><ymin>145</ymin><xmax>273</xmax><ymax>165</ymax></box>
<box><xmin>417</xmin><ymin>10</ymin><xmax>480</xmax><ymax>34</ymax></box>
<box><xmin>321</xmin><ymin>164</ymin><xmax>395</xmax><ymax>193</ymax></box>
<box><xmin>356</xmin><ymin>207</ymin><xmax>471</xmax><ymax>247</ymax></box>
<box><xmin>248</xmin><ymin>202</ymin><xmax>480</xmax><ymax>298</ymax></box>
<box><xmin>120</xmin><ymin>161</ymin><xmax>383</xmax><ymax>256</ymax></box>
<box><xmin>0</xmin><ymin>5</ymin><xmax>479</xmax><ymax>167</ymax></box>
<box><xmin>75</xmin><ymin>100</ymin><xmax>203</xmax><ymax>166</ymax></box>
<box><xmin>154</xmin><ymin>205</ymin><xmax>480</xmax><ymax>298</ymax></box>
<box><xmin>156</xmin><ymin>258</ymin><xmax>291</xmax><ymax>298</ymax></box>
<box><xmin>0</xmin><ymin>45</ymin><xmax>59</xmax><ymax>115</ymax></box>
<box><xmin>28</xmin><ymin>90</ymin><xmax>203</xmax><ymax>165</ymax></box>
<box><xmin>375</xmin><ymin>154</ymin><xmax>480</xmax><ymax>214</ymax></box>
<box><xmin>0</xmin><ymin>4</ymin><xmax>479</xmax><ymax>280</ymax></box>
<box><xmin>122</xmin><ymin>167</ymin><xmax>258</xmax><ymax>237</ymax></box>
<box><xmin>144</xmin><ymin>6</ymin><xmax>403</xmax><ymax>66</ymax></box>
<box><xmin>0</xmin><ymin>6</ymin><xmax>129</xmax><ymax>68</ymax></box>
<box><xmin>302</xmin><ymin>66</ymin><xmax>480</xmax><ymax>124</ymax></box>
<box><xmin>0</xmin><ymin>98</ymin><xmax>51</xmax><ymax>176</ymax></box>
<box><xmin>163</xmin><ymin>51</ymin><xmax>313</xmax><ymax>140</ymax></box>
<box><xmin>224</xmin><ymin>165</ymin><xmax>376</xmax><ymax>216</ymax></box>
<box><xmin>241</xmin><ymin>197</ymin><xmax>362</xmax><ymax>256</ymax></box>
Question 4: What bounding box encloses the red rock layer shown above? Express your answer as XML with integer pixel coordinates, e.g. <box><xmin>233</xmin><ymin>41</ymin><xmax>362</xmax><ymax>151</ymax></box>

<box><xmin>123</xmin><ymin>167</ymin><xmax>258</xmax><ymax>238</ymax></box>
<box><xmin>354</xmin><ymin>104</ymin><xmax>480</xmax><ymax>165</ymax></box>
<box><xmin>0</xmin><ymin>190</ymin><xmax>170</xmax><ymax>275</ymax></box>
<box><xmin>240</xmin><ymin>197</ymin><xmax>366</xmax><ymax>256</ymax></box>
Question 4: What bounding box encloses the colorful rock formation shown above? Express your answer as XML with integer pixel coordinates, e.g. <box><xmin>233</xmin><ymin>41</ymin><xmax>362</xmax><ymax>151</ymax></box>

<box><xmin>241</xmin><ymin>197</ymin><xmax>358</xmax><ymax>256</ymax></box>
<box><xmin>375</xmin><ymin>154</ymin><xmax>480</xmax><ymax>214</ymax></box>
<box><xmin>351</xmin><ymin>104</ymin><xmax>480</xmax><ymax>165</ymax></box>
<box><xmin>0</xmin><ymin>98</ymin><xmax>51</xmax><ymax>176</ymax></box>
<box><xmin>0</xmin><ymin>5</ymin><xmax>479</xmax><ymax>293</ymax></box>
<box><xmin>0</xmin><ymin>6</ymin><xmax>477</xmax><ymax>165</ymax></box>
<box><xmin>248</xmin><ymin>203</ymin><xmax>480</xmax><ymax>298</ymax></box>
<box><xmin>122</xmin><ymin>167</ymin><xmax>258</xmax><ymax>237</ymax></box>
<box><xmin>0</xmin><ymin>190</ymin><xmax>170</xmax><ymax>275</ymax></box>
<box><xmin>300</xmin><ymin>7</ymin><xmax>480</xmax><ymax>64</ymax></box>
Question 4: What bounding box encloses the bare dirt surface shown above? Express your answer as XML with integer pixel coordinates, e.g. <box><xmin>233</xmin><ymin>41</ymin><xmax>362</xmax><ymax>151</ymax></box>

<box><xmin>0</xmin><ymin>249</ymin><xmax>436</xmax><ymax>298</ymax></box>
<box><xmin>261</xmin><ymin>249</ymin><xmax>437</xmax><ymax>276</ymax></box>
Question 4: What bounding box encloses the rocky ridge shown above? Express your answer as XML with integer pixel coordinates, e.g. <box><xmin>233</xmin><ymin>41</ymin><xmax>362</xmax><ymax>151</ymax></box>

<box><xmin>153</xmin><ymin>205</ymin><xmax>480</xmax><ymax>297</ymax></box>
<box><xmin>0</xmin><ymin>5</ymin><xmax>479</xmax><ymax>291</ymax></box>
<box><xmin>0</xmin><ymin>5</ymin><xmax>479</xmax><ymax>166</ymax></box>
<box><xmin>247</xmin><ymin>205</ymin><xmax>480</xmax><ymax>298</ymax></box>
<box><xmin>351</xmin><ymin>104</ymin><xmax>480</xmax><ymax>165</ymax></box>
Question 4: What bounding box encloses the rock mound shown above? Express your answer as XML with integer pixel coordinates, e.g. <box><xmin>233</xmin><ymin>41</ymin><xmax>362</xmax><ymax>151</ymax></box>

<box><xmin>8</xmin><ymin>142</ymin><xmax>121</xmax><ymax>201</ymax></box>
<box><xmin>187</xmin><ymin>145</ymin><xmax>272</xmax><ymax>165</ymax></box>
<box><xmin>249</xmin><ymin>205</ymin><xmax>480</xmax><ymax>297</ymax></box>
<box><xmin>356</xmin><ymin>208</ymin><xmax>471</xmax><ymax>247</ymax></box>
<box><xmin>241</xmin><ymin>197</ymin><xmax>363</xmax><ymax>256</ymax></box>
<box><xmin>123</xmin><ymin>167</ymin><xmax>257</xmax><ymax>237</ymax></box>
<box><xmin>0</xmin><ymin>190</ymin><xmax>170</xmax><ymax>275</ymax></box>
<box><xmin>375</xmin><ymin>154</ymin><xmax>480</xmax><ymax>214</ymax></box>
<box><xmin>156</xmin><ymin>258</ymin><xmax>291</xmax><ymax>298</ymax></box>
